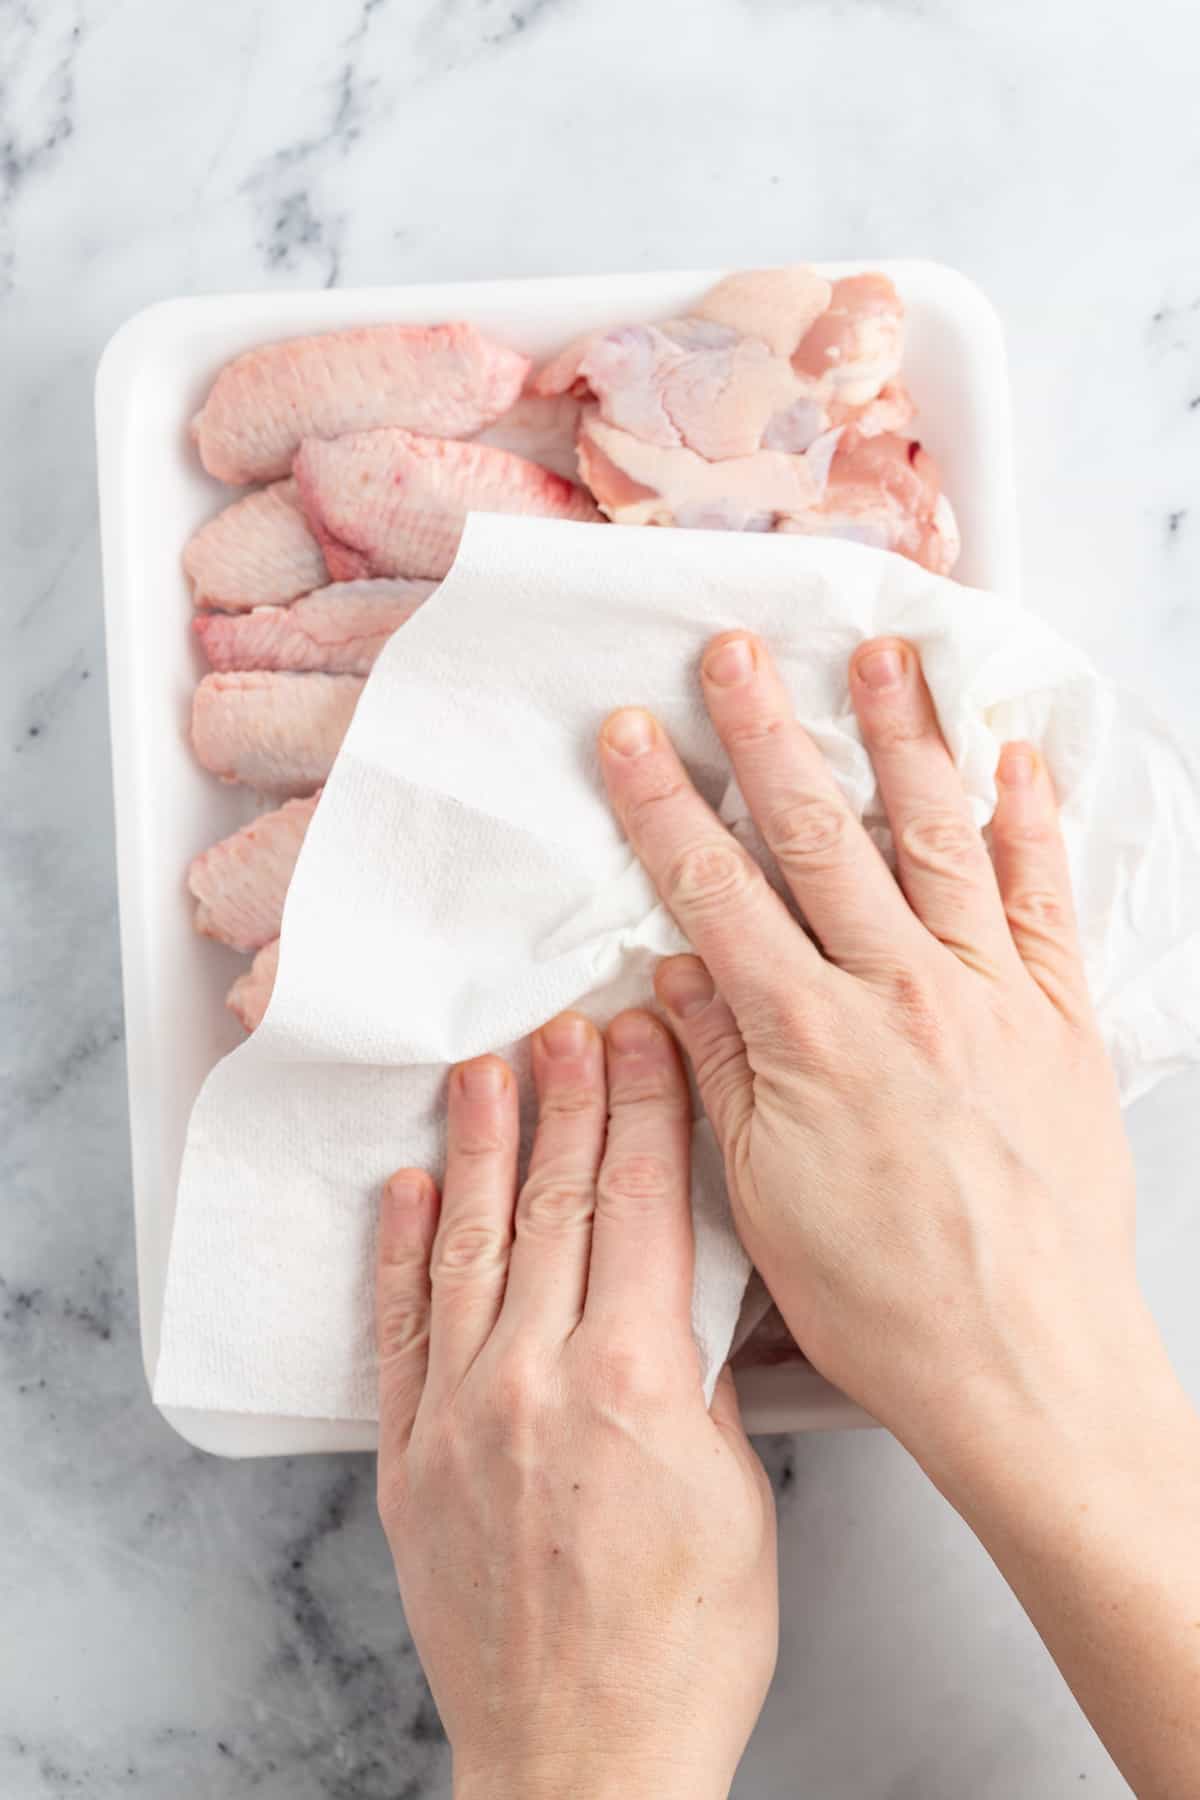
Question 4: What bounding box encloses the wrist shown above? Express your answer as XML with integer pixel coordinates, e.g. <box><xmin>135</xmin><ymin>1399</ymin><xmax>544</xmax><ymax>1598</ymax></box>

<box><xmin>912</xmin><ymin>1299</ymin><xmax>1196</xmax><ymax>1537</ymax></box>
<box><xmin>455</xmin><ymin>1748</ymin><xmax>731</xmax><ymax>1800</ymax></box>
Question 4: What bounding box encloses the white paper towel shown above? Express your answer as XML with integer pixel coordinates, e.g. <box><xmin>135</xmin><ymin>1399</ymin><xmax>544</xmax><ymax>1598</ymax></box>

<box><xmin>155</xmin><ymin>516</ymin><xmax>1200</xmax><ymax>1419</ymax></box>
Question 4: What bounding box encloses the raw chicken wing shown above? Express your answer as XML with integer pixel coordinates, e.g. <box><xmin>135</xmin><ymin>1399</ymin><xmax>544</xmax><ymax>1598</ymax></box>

<box><xmin>191</xmin><ymin>671</ymin><xmax>363</xmax><ymax>796</ymax></box>
<box><xmin>227</xmin><ymin>939</ymin><xmax>280</xmax><ymax>1033</ymax></box>
<box><xmin>188</xmin><ymin>792</ymin><xmax>319</xmax><ymax>952</ymax></box>
<box><xmin>183</xmin><ymin>479</ymin><xmax>327</xmax><ymax>611</ymax></box>
<box><xmin>294</xmin><ymin>429</ymin><xmax>601</xmax><ymax>582</ymax></box>
<box><xmin>194</xmin><ymin>577</ymin><xmax>435</xmax><ymax>675</ymax></box>
<box><xmin>192</xmin><ymin>323</ymin><xmax>530</xmax><ymax>484</ymax></box>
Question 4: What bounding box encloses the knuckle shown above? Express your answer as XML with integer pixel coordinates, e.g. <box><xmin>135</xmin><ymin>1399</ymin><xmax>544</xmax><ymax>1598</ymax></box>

<box><xmin>518</xmin><ymin>1174</ymin><xmax>594</xmax><ymax>1234</ymax></box>
<box><xmin>886</xmin><ymin>966</ymin><xmax>946</xmax><ymax>1057</ymax></box>
<box><xmin>1006</xmin><ymin>887</ymin><xmax>1072</xmax><ymax>936</ymax></box>
<box><xmin>492</xmin><ymin>1355</ymin><xmax>544</xmax><ymax>1427</ymax></box>
<box><xmin>451</xmin><ymin>1128</ymin><xmax>512</xmax><ymax>1161</ymax></box>
<box><xmin>377</xmin><ymin>1235</ymin><xmax>429</xmax><ymax>1276</ymax></box>
<box><xmin>376</xmin><ymin>1295</ymin><xmax>428</xmax><ymax>1361</ymax></box>
<box><xmin>625</xmin><ymin>768</ymin><xmax>689</xmax><ymax>830</ymax></box>
<box><xmin>431</xmin><ymin>1221</ymin><xmax>508</xmax><ymax>1281</ymax></box>
<box><xmin>721</xmin><ymin>712</ymin><xmax>787</xmax><ymax>750</ymax></box>
<box><xmin>691</xmin><ymin>1029</ymin><xmax>746</xmax><ymax>1097</ymax></box>
<box><xmin>538</xmin><ymin>1084</ymin><xmax>602</xmax><ymax>1122</ymax></box>
<box><xmin>609</xmin><ymin>1060</ymin><xmax>689</xmax><ymax>1111</ymax></box>
<box><xmin>597</xmin><ymin>1151</ymin><xmax>676</xmax><ymax>1216</ymax></box>
<box><xmin>994</xmin><ymin>809</ymin><xmax>1057</xmax><ymax>849</ymax></box>
<box><xmin>900</xmin><ymin>810</ymin><xmax>983</xmax><ymax>872</ymax></box>
<box><xmin>766</xmin><ymin>794</ymin><xmax>851</xmax><ymax>871</ymax></box>
<box><xmin>666</xmin><ymin>839</ymin><xmax>759</xmax><ymax>916</ymax></box>
<box><xmin>759</xmin><ymin>980</ymin><xmax>837</xmax><ymax>1051</ymax></box>
<box><xmin>593</xmin><ymin>1340</ymin><xmax>670</xmax><ymax>1411</ymax></box>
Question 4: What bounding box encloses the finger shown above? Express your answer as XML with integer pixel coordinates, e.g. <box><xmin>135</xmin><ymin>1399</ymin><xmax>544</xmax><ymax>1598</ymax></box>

<box><xmin>850</xmin><ymin>639</ymin><xmax>1017</xmax><ymax>975</ymax></box>
<box><xmin>426</xmin><ymin>1056</ymin><xmax>519</xmax><ymax>1396</ymax></box>
<box><xmin>700</xmin><ymin>633</ymin><xmax>926</xmax><ymax>976</ymax></box>
<box><xmin>585</xmin><ymin>1011</ymin><xmax>695</xmax><ymax>1348</ymax></box>
<box><xmin>376</xmin><ymin>1170</ymin><xmax>440</xmax><ymax>1455</ymax></box>
<box><xmin>599</xmin><ymin>707</ymin><xmax>825</xmax><ymax>1038</ymax></box>
<box><xmin>991</xmin><ymin>742</ymin><xmax>1091</xmax><ymax>1020</ymax></box>
<box><xmin>498</xmin><ymin>1012</ymin><xmax>606</xmax><ymax>1343</ymax></box>
<box><xmin>654</xmin><ymin>955</ymin><xmax>754</xmax><ymax>1150</ymax></box>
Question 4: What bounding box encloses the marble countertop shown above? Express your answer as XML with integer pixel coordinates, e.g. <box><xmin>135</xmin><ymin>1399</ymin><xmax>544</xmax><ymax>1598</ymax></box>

<box><xmin>3</xmin><ymin>0</ymin><xmax>1199</xmax><ymax>1794</ymax></box>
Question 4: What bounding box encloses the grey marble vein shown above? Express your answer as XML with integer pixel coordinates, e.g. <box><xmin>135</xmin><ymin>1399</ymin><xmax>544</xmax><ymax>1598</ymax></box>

<box><xmin>414</xmin><ymin>0</ymin><xmax>571</xmax><ymax>66</ymax></box>
<box><xmin>241</xmin><ymin>0</ymin><xmax>399</xmax><ymax>287</ymax></box>
<box><xmin>2</xmin><ymin>0</ymin><xmax>1200</xmax><ymax>1795</ymax></box>
<box><xmin>0</xmin><ymin>1</ymin><xmax>82</xmax><ymax>295</ymax></box>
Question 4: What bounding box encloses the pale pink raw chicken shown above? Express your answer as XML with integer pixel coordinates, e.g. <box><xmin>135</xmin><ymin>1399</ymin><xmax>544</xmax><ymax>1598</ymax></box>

<box><xmin>192</xmin><ymin>322</ymin><xmax>530</xmax><ymax>484</ymax></box>
<box><xmin>294</xmin><ymin>429</ymin><xmax>601</xmax><ymax>582</ymax></box>
<box><xmin>191</xmin><ymin>671</ymin><xmax>363</xmax><ymax>796</ymax></box>
<box><xmin>690</xmin><ymin>266</ymin><xmax>832</xmax><ymax>358</ymax></box>
<box><xmin>576</xmin><ymin>414</ymin><xmax>838</xmax><ymax>531</ymax></box>
<box><xmin>544</xmin><ymin>266</ymin><xmax>957</xmax><ymax>575</ymax></box>
<box><xmin>792</xmin><ymin>274</ymin><xmax>905</xmax><ymax>407</ymax></box>
<box><xmin>829</xmin><ymin>380</ymin><xmax>915</xmax><ymax>439</ymax></box>
<box><xmin>531</xmin><ymin>330</ymin><xmax>598</xmax><ymax>400</ymax></box>
<box><xmin>188</xmin><ymin>792</ymin><xmax>319</xmax><ymax>952</ymax></box>
<box><xmin>183</xmin><ymin>479</ymin><xmax>328</xmax><ymax>611</ymax></box>
<box><xmin>227</xmin><ymin>939</ymin><xmax>280</xmax><ymax>1033</ymax></box>
<box><xmin>194</xmin><ymin>577</ymin><xmax>435</xmax><ymax>675</ymax></box>
<box><xmin>533</xmin><ymin>267</ymin><xmax>918</xmax><ymax>478</ymax></box>
<box><xmin>579</xmin><ymin>412</ymin><xmax>958</xmax><ymax>574</ymax></box>
<box><xmin>779</xmin><ymin>431</ymin><xmax>961</xmax><ymax>576</ymax></box>
<box><xmin>532</xmin><ymin>268</ymin><xmax>832</xmax><ymax>398</ymax></box>
<box><xmin>573</xmin><ymin>323</ymin><xmax>807</xmax><ymax>460</ymax></box>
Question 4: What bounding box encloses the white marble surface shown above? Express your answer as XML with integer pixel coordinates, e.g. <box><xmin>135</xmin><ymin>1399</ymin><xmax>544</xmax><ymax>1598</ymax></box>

<box><xmin>2</xmin><ymin>0</ymin><xmax>1199</xmax><ymax>1793</ymax></box>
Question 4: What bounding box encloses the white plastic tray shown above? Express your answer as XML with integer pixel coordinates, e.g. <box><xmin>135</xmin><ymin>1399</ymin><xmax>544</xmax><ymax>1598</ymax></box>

<box><xmin>96</xmin><ymin>264</ymin><xmax>1019</xmax><ymax>1458</ymax></box>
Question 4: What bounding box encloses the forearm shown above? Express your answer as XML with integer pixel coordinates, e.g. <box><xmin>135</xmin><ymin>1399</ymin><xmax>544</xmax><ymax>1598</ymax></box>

<box><xmin>922</xmin><ymin>1320</ymin><xmax>1200</xmax><ymax>1800</ymax></box>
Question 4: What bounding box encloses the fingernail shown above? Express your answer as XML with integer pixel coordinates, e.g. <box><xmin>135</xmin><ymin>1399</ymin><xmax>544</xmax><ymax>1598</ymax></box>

<box><xmin>607</xmin><ymin>1011</ymin><xmax>664</xmax><ymax>1053</ymax></box>
<box><xmin>998</xmin><ymin>744</ymin><xmax>1037</xmax><ymax>787</ymax></box>
<box><xmin>602</xmin><ymin>709</ymin><xmax>656</xmax><ymax>757</ymax></box>
<box><xmin>856</xmin><ymin>645</ymin><xmax>905</xmax><ymax>691</ymax></box>
<box><xmin>539</xmin><ymin>1013</ymin><xmax>590</xmax><ymax>1058</ymax></box>
<box><xmin>386</xmin><ymin>1172</ymin><xmax>429</xmax><ymax>1206</ymax></box>
<box><xmin>703</xmin><ymin>636</ymin><xmax>755</xmax><ymax>687</ymax></box>
<box><xmin>658</xmin><ymin>960</ymin><xmax>715</xmax><ymax>1020</ymax></box>
<box><xmin>458</xmin><ymin>1058</ymin><xmax>507</xmax><ymax>1099</ymax></box>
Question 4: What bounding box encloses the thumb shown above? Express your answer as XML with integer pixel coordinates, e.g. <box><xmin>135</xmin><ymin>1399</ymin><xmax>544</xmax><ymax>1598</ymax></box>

<box><xmin>654</xmin><ymin>955</ymin><xmax>753</xmax><ymax>1153</ymax></box>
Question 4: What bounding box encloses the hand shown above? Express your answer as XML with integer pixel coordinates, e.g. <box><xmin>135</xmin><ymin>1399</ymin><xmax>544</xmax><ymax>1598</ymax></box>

<box><xmin>598</xmin><ymin>632</ymin><xmax>1200</xmax><ymax>1800</ymax></box>
<box><xmin>375</xmin><ymin>1010</ymin><xmax>777</xmax><ymax>1800</ymax></box>
<box><xmin>598</xmin><ymin>631</ymin><xmax>1151</xmax><ymax>1466</ymax></box>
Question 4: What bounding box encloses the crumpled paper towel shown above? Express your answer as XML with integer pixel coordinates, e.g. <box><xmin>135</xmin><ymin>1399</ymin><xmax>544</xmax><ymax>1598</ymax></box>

<box><xmin>154</xmin><ymin>515</ymin><xmax>1200</xmax><ymax>1419</ymax></box>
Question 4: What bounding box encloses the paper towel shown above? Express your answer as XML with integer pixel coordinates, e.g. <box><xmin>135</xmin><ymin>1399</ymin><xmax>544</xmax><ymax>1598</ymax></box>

<box><xmin>154</xmin><ymin>517</ymin><xmax>1200</xmax><ymax>1418</ymax></box>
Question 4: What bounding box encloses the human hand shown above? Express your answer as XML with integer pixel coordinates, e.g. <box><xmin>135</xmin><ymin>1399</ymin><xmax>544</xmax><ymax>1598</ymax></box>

<box><xmin>375</xmin><ymin>1010</ymin><xmax>777</xmax><ymax>1800</ymax></box>
<box><xmin>598</xmin><ymin>632</ymin><xmax>1154</xmax><ymax>1473</ymax></box>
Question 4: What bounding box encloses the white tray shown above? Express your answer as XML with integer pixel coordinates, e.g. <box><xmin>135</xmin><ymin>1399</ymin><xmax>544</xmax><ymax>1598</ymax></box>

<box><xmin>96</xmin><ymin>264</ymin><xmax>1019</xmax><ymax>1458</ymax></box>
